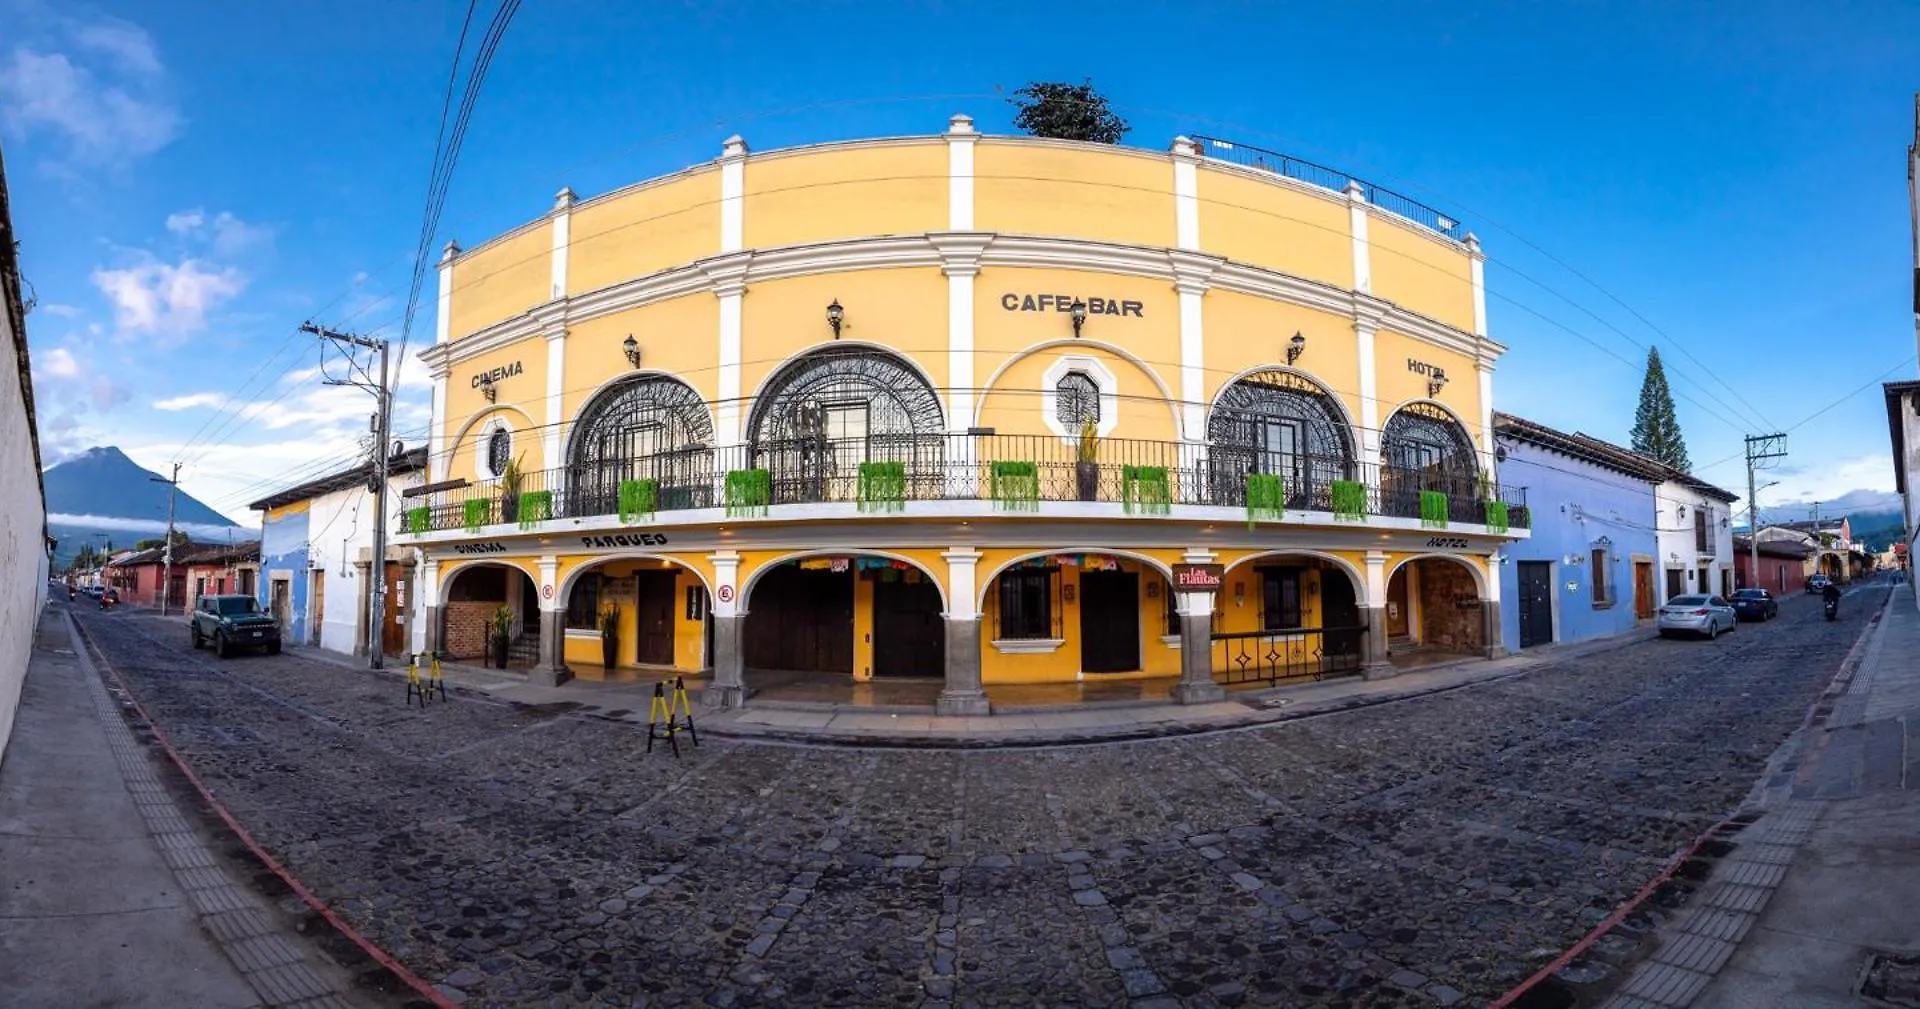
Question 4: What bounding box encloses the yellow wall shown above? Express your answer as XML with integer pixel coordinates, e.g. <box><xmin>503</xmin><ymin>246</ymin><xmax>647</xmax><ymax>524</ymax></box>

<box><xmin>1368</xmin><ymin>217</ymin><xmax>1475</xmax><ymax>332</ymax></box>
<box><xmin>1200</xmin><ymin>291</ymin><xmax>1362</xmax><ymax>423</ymax></box>
<box><xmin>553</xmin><ymin>556</ymin><xmax>714</xmax><ymax>673</ymax></box>
<box><xmin>972</xmin><ymin>267</ymin><xmax>1177</xmax><ymax>414</ymax></box>
<box><xmin>442</xmin><ymin>339</ymin><xmax>550</xmax><ymax>481</ymax></box>
<box><xmin>973</xmin><ymin>550</ymin><xmax>1187</xmax><ymax>684</ymax></box>
<box><xmin>975</xmin><ymin>343</ymin><xmax>1182</xmax><ymax>443</ymax></box>
<box><xmin>448</xmin><ymin>226</ymin><xmax>552</xmax><ymax>341</ymax></box>
<box><xmin>1199</xmin><ymin>167</ymin><xmax>1354</xmax><ymax>290</ymax></box>
<box><xmin>566</xmin><ymin>171</ymin><xmax>719</xmax><ymax>297</ymax></box>
<box><xmin>976</xmin><ymin>143</ymin><xmax>1174</xmax><ymax>249</ymax></box>
<box><xmin>739</xmin><ymin>269</ymin><xmax>949</xmax><ymax>410</ymax></box>
<box><xmin>562</xmin><ymin>295</ymin><xmax>723</xmax><ymax>418</ymax></box>
<box><xmin>1373</xmin><ymin>328</ymin><xmax>1484</xmax><ymax>451</ymax></box>
<box><xmin>743</xmin><ymin>144</ymin><xmax>946</xmax><ymax>249</ymax></box>
<box><xmin>852</xmin><ymin>575</ymin><xmax>875</xmax><ymax>681</ymax></box>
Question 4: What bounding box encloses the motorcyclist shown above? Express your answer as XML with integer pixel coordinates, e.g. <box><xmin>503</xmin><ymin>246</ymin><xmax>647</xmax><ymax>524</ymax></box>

<box><xmin>1822</xmin><ymin>580</ymin><xmax>1842</xmax><ymax>613</ymax></box>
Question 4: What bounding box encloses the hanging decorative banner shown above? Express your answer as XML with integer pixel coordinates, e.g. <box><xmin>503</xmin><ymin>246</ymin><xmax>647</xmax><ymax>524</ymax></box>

<box><xmin>830</xmin><ymin>558</ymin><xmax>850</xmax><ymax>573</ymax></box>
<box><xmin>799</xmin><ymin>558</ymin><xmax>832</xmax><ymax>571</ymax></box>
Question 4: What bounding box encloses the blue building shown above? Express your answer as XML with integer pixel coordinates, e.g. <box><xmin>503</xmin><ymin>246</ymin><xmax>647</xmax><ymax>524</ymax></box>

<box><xmin>1493</xmin><ymin>413</ymin><xmax>1665</xmax><ymax>650</ymax></box>
<box><xmin>253</xmin><ymin>498</ymin><xmax>310</xmax><ymax>644</ymax></box>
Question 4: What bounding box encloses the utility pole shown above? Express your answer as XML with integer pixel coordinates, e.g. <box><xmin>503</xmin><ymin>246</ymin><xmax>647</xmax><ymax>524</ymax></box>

<box><xmin>304</xmin><ymin>322</ymin><xmax>394</xmax><ymax>670</ymax></box>
<box><xmin>151</xmin><ymin>463</ymin><xmax>180</xmax><ymax>615</ymax></box>
<box><xmin>1909</xmin><ymin>92</ymin><xmax>1918</xmax><ymax>367</ymax></box>
<box><xmin>1744</xmin><ymin>433</ymin><xmax>1786</xmax><ymax>591</ymax></box>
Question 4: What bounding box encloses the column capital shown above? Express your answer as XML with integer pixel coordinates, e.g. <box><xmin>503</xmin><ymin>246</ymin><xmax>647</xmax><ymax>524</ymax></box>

<box><xmin>1365</xmin><ymin>549</ymin><xmax>1390</xmax><ymax>564</ymax></box>
<box><xmin>1169</xmin><ymin>135</ymin><xmax>1201</xmax><ymax>162</ymax></box>
<box><xmin>1464</xmin><ymin>232</ymin><xmax>1484</xmax><ymax>258</ymax></box>
<box><xmin>1181</xmin><ymin>548</ymin><xmax>1218</xmax><ymax>564</ymax></box>
<box><xmin>1353</xmin><ymin>294</ymin><xmax>1389</xmax><ymax>331</ymax></box>
<box><xmin>927</xmin><ymin>231</ymin><xmax>994</xmax><ymax>277</ymax></box>
<box><xmin>943</xmin><ymin>114</ymin><xmax>977</xmax><ymax>140</ymax></box>
<box><xmin>720</xmin><ymin>134</ymin><xmax>749</xmax><ymax>161</ymax></box>
<box><xmin>439</xmin><ymin>239</ymin><xmax>461</xmax><ymax>266</ymax></box>
<box><xmin>697</xmin><ymin>251</ymin><xmax>754</xmax><ymax>297</ymax></box>
<box><xmin>1345</xmin><ymin>179</ymin><xmax>1368</xmax><ymax>205</ymax></box>
<box><xmin>553</xmin><ymin>186</ymin><xmax>576</xmax><ymax>213</ymax></box>
<box><xmin>941</xmin><ymin>546</ymin><xmax>984</xmax><ymax>565</ymax></box>
<box><xmin>533</xmin><ymin>301</ymin><xmax>568</xmax><ymax>339</ymax></box>
<box><xmin>1167</xmin><ymin>249</ymin><xmax>1224</xmax><ymax>294</ymax></box>
<box><xmin>707</xmin><ymin>549</ymin><xmax>742</xmax><ymax>564</ymax></box>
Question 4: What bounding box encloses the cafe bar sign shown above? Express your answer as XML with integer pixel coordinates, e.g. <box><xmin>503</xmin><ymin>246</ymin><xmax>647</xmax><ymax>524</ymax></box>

<box><xmin>1000</xmin><ymin>293</ymin><xmax>1145</xmax><ymax>318</ymax></box>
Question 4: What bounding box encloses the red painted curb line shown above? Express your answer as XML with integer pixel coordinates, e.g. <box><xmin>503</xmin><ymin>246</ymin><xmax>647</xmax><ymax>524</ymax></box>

<box><xmin>1488</xmin><ymin>594</ymin><xmax>1888</xmax><ymax>1009</ymax></box>
<box><xmin>72</xmin><ymin>615</ymin><xmax>457</xmax><ymax>1009</ymax></box>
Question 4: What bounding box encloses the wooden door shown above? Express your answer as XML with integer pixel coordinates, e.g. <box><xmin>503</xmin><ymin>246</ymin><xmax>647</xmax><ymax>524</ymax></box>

<box><xmin>873</xmin><ymin>577</ymin><xmax>944</xmax><ymax>677</ymax></box>
<box><xmin>1319</xmin><ymin>572</ymin><xmax>1362</xmax><ymax>662</ymax></box>
<box><xmin>382</xmin><ymin>563</ymin><xmax>407</xmax><ymax>655</ymax></box>
<box><xmin>1665</xmin><ymin>568</ymin><xmax>1684</xmax><ymax>601</ymax></box>
<box><xmin>744</xmin><ymin>566</ymin><xmax>852</xmax><ymax>673</ymax></box>
<box><xmin>1077</xmin><ymin>571</ymin><xmax>1141</xmax><ymax>673</ymax></box>
<box><xmin>1634</xmin><ymin>562</ymin><xmax>1655</xmax><ymax>620</ymax></box>
<box><xmin>1386</xmin><ymin>568</ymin><xmax>1410</xmax><ymax>636</ymax></box>
<box><xmin>635</xmin><ymin>570</ymin><xmax>677</xmax><ymax>666</ymax></box>
<box><xmin>1516</xmin><ymin>561</ymin><xmax>1554</xmax><ymax>648</ymax></box>
<box><xmin>309</xmin><ymin>571</ymin><xmax>324</xmax><ymax>645</ymax></box>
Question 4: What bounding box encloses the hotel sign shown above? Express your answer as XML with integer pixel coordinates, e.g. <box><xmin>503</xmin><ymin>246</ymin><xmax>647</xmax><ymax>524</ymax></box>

<box><xmin>1000</xmin><ymin>293</ymin><xmax>1145</xmax><ymax>318</ymax></box>
<box><xmin>1171</xmin><ymin>563</ymin><xmax>1226</xmax><ymax>591</ymax></box>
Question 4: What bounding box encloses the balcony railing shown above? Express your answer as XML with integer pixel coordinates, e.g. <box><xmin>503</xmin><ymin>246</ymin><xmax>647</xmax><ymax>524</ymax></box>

<box><xmin>401</xmin><ymin>434</ymin><xmax>1530</xmax><ymax>535</ymax></box>
<box><xmin>1189</xmin><ymin>134</ymin><xmax>1464</xmax><ymax>240</ymax></box>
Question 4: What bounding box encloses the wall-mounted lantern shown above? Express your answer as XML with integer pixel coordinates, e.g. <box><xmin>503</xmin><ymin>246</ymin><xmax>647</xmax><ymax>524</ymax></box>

<box><xmin>1286</xmin><ymin>331</ymin><xmax>1306</xmax><ymax>366</ymax></box>
<box><xmin>478</xmin><ymin>374</ymin><xmax>497</xmax><ymax>404</ymax></box>
<box><xmin>622</xmin><ymin>333</ymin><xmax>641</xmax><ymax>368</ymax></box>
<box><xmin>1428</xmin><ymin>369</ymin><xmax>1448</xmax><ymax>398</ymax></box>
<box><xmin>826</xmin><ymin>299</ymin><xmax>844</xmax><ymax>339</ymax></box>
<box><xmin>1069</xmin><ymin>299</ymin><xmax>1088</xmax><ymax>338</ymax></box>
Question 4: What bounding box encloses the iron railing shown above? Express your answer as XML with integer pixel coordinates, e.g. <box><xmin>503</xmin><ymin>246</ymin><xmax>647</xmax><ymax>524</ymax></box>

<box><xmin>1190</xmin><ymin>135</ymin><xmax>1464</xmax><ymax>240</ymax></box>
<box><xmin>1211</xmin><ymin>626</ymin><xmax>1367</xmax><ymax>686</ymax></box>
<box><xmin>400</xmin><ymin>434</ymin><xmax>1530</xmax><ymax>534</ymax></box>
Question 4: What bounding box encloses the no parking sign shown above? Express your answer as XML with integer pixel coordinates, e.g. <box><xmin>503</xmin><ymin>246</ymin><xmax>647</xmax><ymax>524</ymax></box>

<box><xmin>717</xmin><ymin>584</ymin><xmax>734</xmax><ymax>604</ymax></box>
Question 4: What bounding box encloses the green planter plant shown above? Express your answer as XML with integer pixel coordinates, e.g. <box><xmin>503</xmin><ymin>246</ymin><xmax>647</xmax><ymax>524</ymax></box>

<box><xmin>1121</xmin><ymin>465</ymin><xmax>1170</xmax><ymax>515</ymax></box>
<box><xmin>989</xmin><ymin>460</ymin><xmax>1039</xmax><ymax>511</ymax></box>
<box><xmin>857</xmin><ymin>461</ymin><xmax>906</xmax><ymax>513</ymax></box>
<box><xmin>724</xmin><ymin>468</ymin><xmax>771</xmax><ymax>517</ymax></box>
<box><xmin>518</xmin><ymin>490</ymin><xmax>553</xmax><ymax>529</ymax></box>
<box><xmin>1245</xmin><ymin>473</ymin><xmax>1284</xmax><ymax>528</ymax></box>
<box><xmin>1420</xmin><ymin>490</ymin><xmax>1450</xmax><ymax>529</ymax></box>
<box><xmin>404</xmin><ymin>506</ymin><xmax>431</xmax><ymax>534</ymax></box>
<box><xmin>490</xmin><ymin>605</ymin><xmax>515</xmax><ymax>669</ymax></box>
<box><xmin>463</xmin><ymin>498</ymin><xmax>491</xmax><ymax>533</ymax></box>
<box><xmin>1484</xmin><ymin>499</ymin><xmax>1510</xmax><ymax>534</ymax></box>
<box><xmin>597</xmin><ymin>602</ymin><xmax>621</xmax><ymax>669</ymax></box>
<box><xmin>1330</xmin><ymin>479</ymin><xmax>1367</xmax><ymax>522</ymax></box>
<box><xmin>497</xmin><ymin>455</ymin><xmax>524</xmax><ymax>525</ymax></box>
<box><xmin>618</xmin><ymin>479</ymin><xmax>658</xmax><ymax>523</ymax></box>
<box><xmin>1073</xmin><ymin>418</ymin><xmax>1101</xmax><ymax>502</ymax></box>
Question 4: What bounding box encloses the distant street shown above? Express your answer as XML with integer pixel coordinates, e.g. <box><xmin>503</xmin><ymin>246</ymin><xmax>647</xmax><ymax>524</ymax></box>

<box><xmin>71</xmin><ymin>590</ymin><xmax>1880</xmax><ymax>1009</ymax></box>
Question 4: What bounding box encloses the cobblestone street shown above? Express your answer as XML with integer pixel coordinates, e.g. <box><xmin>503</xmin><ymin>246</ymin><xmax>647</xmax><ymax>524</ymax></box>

<box><xmin>71</xmin><ymin>591</ymin><xmax>1881</xmax><ymax>1009</ymax></box>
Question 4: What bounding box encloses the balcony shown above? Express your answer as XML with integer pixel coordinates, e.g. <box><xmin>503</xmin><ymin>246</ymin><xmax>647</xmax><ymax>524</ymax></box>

<box><xmin>1190</xmin><ymin>134</ymin><xmax>1464</xmax><ymax>240</ymax></box>
<box><xmin>403</xmin><ymin>435</ymin><xmax>1529</xmax><ymax>537</ymax></box>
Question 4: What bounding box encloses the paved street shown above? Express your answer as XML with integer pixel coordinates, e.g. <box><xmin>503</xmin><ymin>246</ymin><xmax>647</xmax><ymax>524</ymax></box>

<box><xmin>68</xmin><ymin>590</ymin><xmax>1880</xmax><ymax>1009</ymax></box>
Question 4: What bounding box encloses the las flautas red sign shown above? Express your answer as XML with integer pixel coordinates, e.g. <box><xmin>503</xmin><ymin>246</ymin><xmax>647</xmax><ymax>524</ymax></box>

<box><xmin>1171</xmin><ymin>563</ymin><xmax>1225</xmax><ymax>592</ymax></box>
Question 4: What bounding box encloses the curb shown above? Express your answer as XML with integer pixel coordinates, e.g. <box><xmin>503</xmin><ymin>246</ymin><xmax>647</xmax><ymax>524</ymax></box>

<box><xmin>70</xmin><ymin>614</ymin><xmax>459</xmax><ymax>1009</ymax></box>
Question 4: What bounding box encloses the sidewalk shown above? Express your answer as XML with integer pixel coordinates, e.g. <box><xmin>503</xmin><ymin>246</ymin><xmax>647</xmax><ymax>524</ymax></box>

<box><xmin>1689</xmin><ymin>582</ymin><xmax>1920</xmax><ymax>1008</ymax></box>
<box><xmin>0</xmin><ymin>605</ymin><xmax>361</xmax><ymax>1008</ymax></box>
<box><xmin>286</xmin><ymin>616</ymin><xmax>1660</xmax><ymax>747</ymax></box>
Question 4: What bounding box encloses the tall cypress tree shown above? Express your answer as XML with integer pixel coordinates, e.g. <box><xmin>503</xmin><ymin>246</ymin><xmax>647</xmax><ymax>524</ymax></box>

<box><xmin>1630</xmin><ymin>347</ymin><xmax>1691</xmax><ymax>471</ymax></box>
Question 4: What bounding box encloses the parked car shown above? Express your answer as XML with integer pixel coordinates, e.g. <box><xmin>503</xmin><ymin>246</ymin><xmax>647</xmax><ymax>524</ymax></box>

<box><xmin>190</xmin><ymin>594</ymin><xmax>281</xmax><ymax>657</ymax></box>
<box><xmin>1807</xmin><ymin>574</ymin><xmax>1832</xmax><ymax>594</ymax></box>
<box><xmin>1658</xmin><ymin>594</ymin><xmax>1737</xmax><ymax>639</ymax></box>
<box><xmin>1729</xmin><ymin>588</ymin><xmax>1778</xmax><ymax>622</ymax></box>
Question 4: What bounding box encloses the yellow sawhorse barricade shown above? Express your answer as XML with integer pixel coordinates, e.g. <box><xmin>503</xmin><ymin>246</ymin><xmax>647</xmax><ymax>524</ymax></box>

<box><xmin>647</xmin><ymin>675</ymin><xmax>698</xmax><ymax>757</ymax></box>
<box><xmin>406</xmin><ymin>653</ymin><xmax>445</xmax><ymax>707</ymax></box>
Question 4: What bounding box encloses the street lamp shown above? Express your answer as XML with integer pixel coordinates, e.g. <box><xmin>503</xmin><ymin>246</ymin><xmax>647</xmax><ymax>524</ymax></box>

<box><xmin>1069</xmin><ymin>299</ymin><xmax>1088</xmax><ymax>338</ymax></box>
<box><xmin>622</xmin><ymin>334</ymin><xmax>641</xmax><ymax>368</ymax></box>
<box><xmin>826</xmin><ymin>299</ymin><xmax>844</xmax><ymax>339</ymax></box>
<box><xmin>1427</xmin><ymin>370</ymin><xmax>1448</xmax><ymax>398</ymax></box>
<box><xmin>1286</xmin><ymin>332</ymin><xmax>1306</xmax><ymax>366</ymax></box>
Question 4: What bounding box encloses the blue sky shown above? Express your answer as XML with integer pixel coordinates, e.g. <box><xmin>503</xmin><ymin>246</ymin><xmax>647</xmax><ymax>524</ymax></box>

<box><xmin>5</xmin><ymin>0</ymin><xmax>1917</xmax><ymax>524</ymax></box>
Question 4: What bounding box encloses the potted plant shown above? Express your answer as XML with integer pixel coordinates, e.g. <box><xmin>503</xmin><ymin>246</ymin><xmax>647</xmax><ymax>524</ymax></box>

<box><xmin>490</xmin><ymin>605</ymin><xmax>515</xmax><ymax>669</ymax></box>
<box><xmin>1074</xmin><ymin>417</ymin><xmax>1100</xmax><ymax>502</ymax></box>
<box><xmin>497</xmin><ymin>455</ymin><xmax>524</xmax><ymax>525</ymax></box>
<box><xmin>597</xmin><ymin>602</ymin><xmax>621</xmax><ymax>669</ymax></box>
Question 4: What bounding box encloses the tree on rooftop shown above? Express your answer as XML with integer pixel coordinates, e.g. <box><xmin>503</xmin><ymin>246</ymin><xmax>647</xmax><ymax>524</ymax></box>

<box><xmin>1008</xmin><ymin>79</ymin><xmax>1129</xmax><ymax>144</ymax></box>
<box><xmin>1630</xmin><ymin>347</ymin><xmax>1691</xmax><ymax>472</ymax></box>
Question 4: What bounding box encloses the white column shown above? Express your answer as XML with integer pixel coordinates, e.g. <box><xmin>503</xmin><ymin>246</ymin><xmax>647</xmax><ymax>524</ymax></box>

<box><xmin>435</xmin><ymin>239</ymin><xmax>458</xmax><ymax>344</ymax></box>
<box><xmin>700</xmin><ymin>254</ymin><xmax>753</xmax><ymax>448</ymax></box>
<box><xmin>1348</xmin><ymin>182</ymin><xmax>1371</xmax><ymax>294</ymax></box>
<box><xmin>550</xmin><ymin>187</ymin><xmax>574</xmax><ymax>300</ymax></box>
<box><xmin>1466</xmin><ymin>233</ymin><xmax>1487</xmax><ymax>338</ymax></box>
<box><xmin>1364</xmin><ymin>550</ymin><xmax>1388</xmax><ymax>606</ymax></box>
<box><xmin>1168</xmin><ymin>252</ymin><xmax>1220</xmax><ymax>445</ymax></box>
<box><xmin>945</xmin><ymin>114</ymin><xmax>976</xmax><ymax>231</ymax></box>
<box><xmin>943</xmin><ymin>547</ymin><xmax>982</xmax><ymax>619</ymax></box>
<box><xmin>709</xmin><ymin>550</ymin><xmax>742</xmax><ymax>616</ymax></box>
<box><xmin>1477</xmin><ymin>363</ymin><xmax>1495</xmax><ymax>459</ymax></box>
<box><xmin>1355</xmin><ymin>308</ymin><xmax>1382</xmax><ymax>469</ymax></box>
<box><xmin>1171</xmin><ymin>136</ymin><xmax>1201</xmax><ymax>251</ymax></box>
<box><xmin>544</xmin><ymin>324</ymin><xmax>566</xmax><ymax>469</ymax></box>
<box><xmin>411</xmin><ymin>550</ymin><xmax>435</xmax><ymax>655</ymax></box>
<box><xmin>428</xmin><ymin>362</ymin><xmax>450</xmax><ymax>483</ymax></box>
<box><xmin>537</xmin><ymin>555</ymin><xmax>560</xmax><ymax>608</ymax></box>
<box><xmin>720</xmin><ymin>135</ymin><xmax>747</xmax><ymax>253</ymax></box>
<box><xmin>419</xmin><ymin>559</ymin><xmax>441</xmax><ymax>611</ymax></box>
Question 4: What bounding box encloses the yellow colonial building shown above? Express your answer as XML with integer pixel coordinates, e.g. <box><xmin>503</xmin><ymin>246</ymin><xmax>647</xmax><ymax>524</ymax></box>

<box><xmin>403</xmin><ymin>115</ymin><xmax>1530</xmax><ymax>714</ymax></box>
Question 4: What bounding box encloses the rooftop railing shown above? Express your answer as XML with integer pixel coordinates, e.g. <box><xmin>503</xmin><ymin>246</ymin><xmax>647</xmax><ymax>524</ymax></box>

<box><xmin>1189</xmin><ymin>134</ymin><xmax>1464</xmax><ymax>240</ymax></box>
<box><xmin>400</xmin><ymin>434</ymin><xmax>1529</xmax><ymax>536</ymax></box>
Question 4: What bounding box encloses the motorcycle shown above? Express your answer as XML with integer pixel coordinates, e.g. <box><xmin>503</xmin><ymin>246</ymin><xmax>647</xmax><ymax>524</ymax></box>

<box><xmin>1823</xmin><ymin>598</ymin><xmax>1838</xmax><ymax>622</ymax></box>
<box><xmin>99</xmin><ymin>592</ymin><xmax>117</xmax><ymax>612</ymax></box>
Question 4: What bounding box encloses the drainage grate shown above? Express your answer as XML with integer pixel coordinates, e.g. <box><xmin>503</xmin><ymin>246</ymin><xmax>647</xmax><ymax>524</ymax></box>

<box><xmin>1861</xmin><ymin>950</ymin><xmax>1920</xmax><ymax>1007</ymax></box>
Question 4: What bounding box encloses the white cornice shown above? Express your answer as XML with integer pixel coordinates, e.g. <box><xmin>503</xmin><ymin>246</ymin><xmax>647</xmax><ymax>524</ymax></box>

<box><xmin>431</xmin><ymin>232</ymin><xmax>1497</xmax><ymax>370</ymax></box>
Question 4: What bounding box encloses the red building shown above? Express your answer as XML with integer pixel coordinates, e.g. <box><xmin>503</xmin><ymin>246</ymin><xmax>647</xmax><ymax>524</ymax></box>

<box><xmin>1734</xmin><ymin>536</ymin><xmax>1814</xmax><ymax>594</ymax></box>
<box><xmin>179</xmin><ymin>541</ymin><xmax>259</xmax><ymax>609</ymax></box>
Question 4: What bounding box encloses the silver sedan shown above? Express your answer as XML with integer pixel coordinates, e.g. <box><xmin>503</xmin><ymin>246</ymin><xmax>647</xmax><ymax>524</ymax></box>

<box><xmin>1658</xmin><ymin>594</ymin><xmax>1737</xmax><ymax>639</ymax></box>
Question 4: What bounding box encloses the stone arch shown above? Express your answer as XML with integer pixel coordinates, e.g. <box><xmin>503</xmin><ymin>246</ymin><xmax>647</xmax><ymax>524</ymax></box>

<box><xmin>567</xmin><ymin>371</ymin><xmax>716</xmax><ymax>515</ymax></box>
<box><xmin>557</xmin><ymin>553</ymin><xmax>715</xmax><ymax>605</ymax></box>
<box><xmin>745</xmin><ymin>344</ymin><xmax>947</xmax><ymax>505</ymax></box>
<box><xmin>1385</xmin><ymin>553</ymin><xmax>1489</xmax><ymax>597</ymax></box>
<box><xmin>437</xmin><ymin>557</ymin><xmax>541</xmax><ymax>606</ymax></box>
<box><xmin>1206</xmin><ymin>366</ymin><xmax>1361</xmax><ymax>510</ymax></box>
<box><xmin>447</xmin><ymin>405</ymin><xmax>540</xmax><ymax>475</ymax></box>
<box><xmin>1224</xmin><ymin>549</ymin><xmax>1367</xmax><ymax>599</ymax></box>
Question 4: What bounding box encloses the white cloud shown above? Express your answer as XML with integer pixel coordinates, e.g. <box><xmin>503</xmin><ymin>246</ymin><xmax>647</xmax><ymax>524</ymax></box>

<box><xmin>166</xmin><ymin>208</ymin><xmax>272</xmax><ymax>256</ymax></box>
<box><xmin>35</xmin><ymin>345</ymin><xmax>81</xmax><ymax>379</ymax></box>
<box><xmin>37</xmin><ymin>303</ymin><xmax>82</xmax><ymax>318</ymax></box>
<box><xmin>69</xmin><ymin>16</ymin><xmax>163</xmax><ymax>77</ymax></box>
<box><xmin>0</xmin><ymin>42</ymin><xmax>179</xmax><ymax>164</ymax></box>
<box><xmin>91</xmin><ymin>254</ymin><xmax>245</xmax><ymax>346</ymax></box>
<box><xmin>153</xmin><ymin>391</ymin><xmax>228</xmax><ymax>411</ymax></box>
<box><xmin>164</xmin><ymin>209</ymin><xmax>203</xmax><ymax>234</ymax></box>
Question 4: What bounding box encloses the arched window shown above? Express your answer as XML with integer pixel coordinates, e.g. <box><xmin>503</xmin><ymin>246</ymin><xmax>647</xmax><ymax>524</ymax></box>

<box><xmin>568</xmin><ymin>375</ymin><xmax>714</xmax><ymax>514</ymax></box>
<box><xmin>486</xmin><ymin>427</ymin><xmax>512</xmax><ymax>478</ymax></box>
<box><xmin>747</xmin><ymin>347</ymin><xmax>945</xmax><ymax>503</ymax></box>
<box><xmin>1056</xmin><ymin>371</ymin><xmax>1100</xmax><ymax>429</ymax></box>
<box><xmin>1207</xmin><ymin>370</ymin><xmax>1355</xmax><ymax>509</ymax></box>
<box><xmin>1381</xmin><ymin>401</ymin><xmax>1479</xmax><ymax>518</ymax></box>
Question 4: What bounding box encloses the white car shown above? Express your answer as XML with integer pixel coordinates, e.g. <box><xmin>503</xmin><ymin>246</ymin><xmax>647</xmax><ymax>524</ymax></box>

<box><xmin>1658</xmin><ymin>594</ymin><xmax>1737</xmax><ymax>639</ymax></box>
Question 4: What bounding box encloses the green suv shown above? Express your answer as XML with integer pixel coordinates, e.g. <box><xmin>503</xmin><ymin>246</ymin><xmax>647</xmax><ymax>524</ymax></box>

<box><xmin>190</xmin><ymin>594</ymin><xmax>283</xmax><ymax>657</ymax></box>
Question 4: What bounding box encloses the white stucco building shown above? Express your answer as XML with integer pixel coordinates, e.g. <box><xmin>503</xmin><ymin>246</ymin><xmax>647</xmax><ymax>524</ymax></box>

<box><xmin>1651</xmin><ymin>470</ymin><xmax>1739</xmax><ymax>604</ymax></box>
<box><xmin>0</xmin><ymin>148</ymin><xmax>52</xmax><ymax>769</ymax></box>
<box><xmin>1885</xmin><ymin>379</ymin><xmax>1920</xmax><ymax>606</ymax></box>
